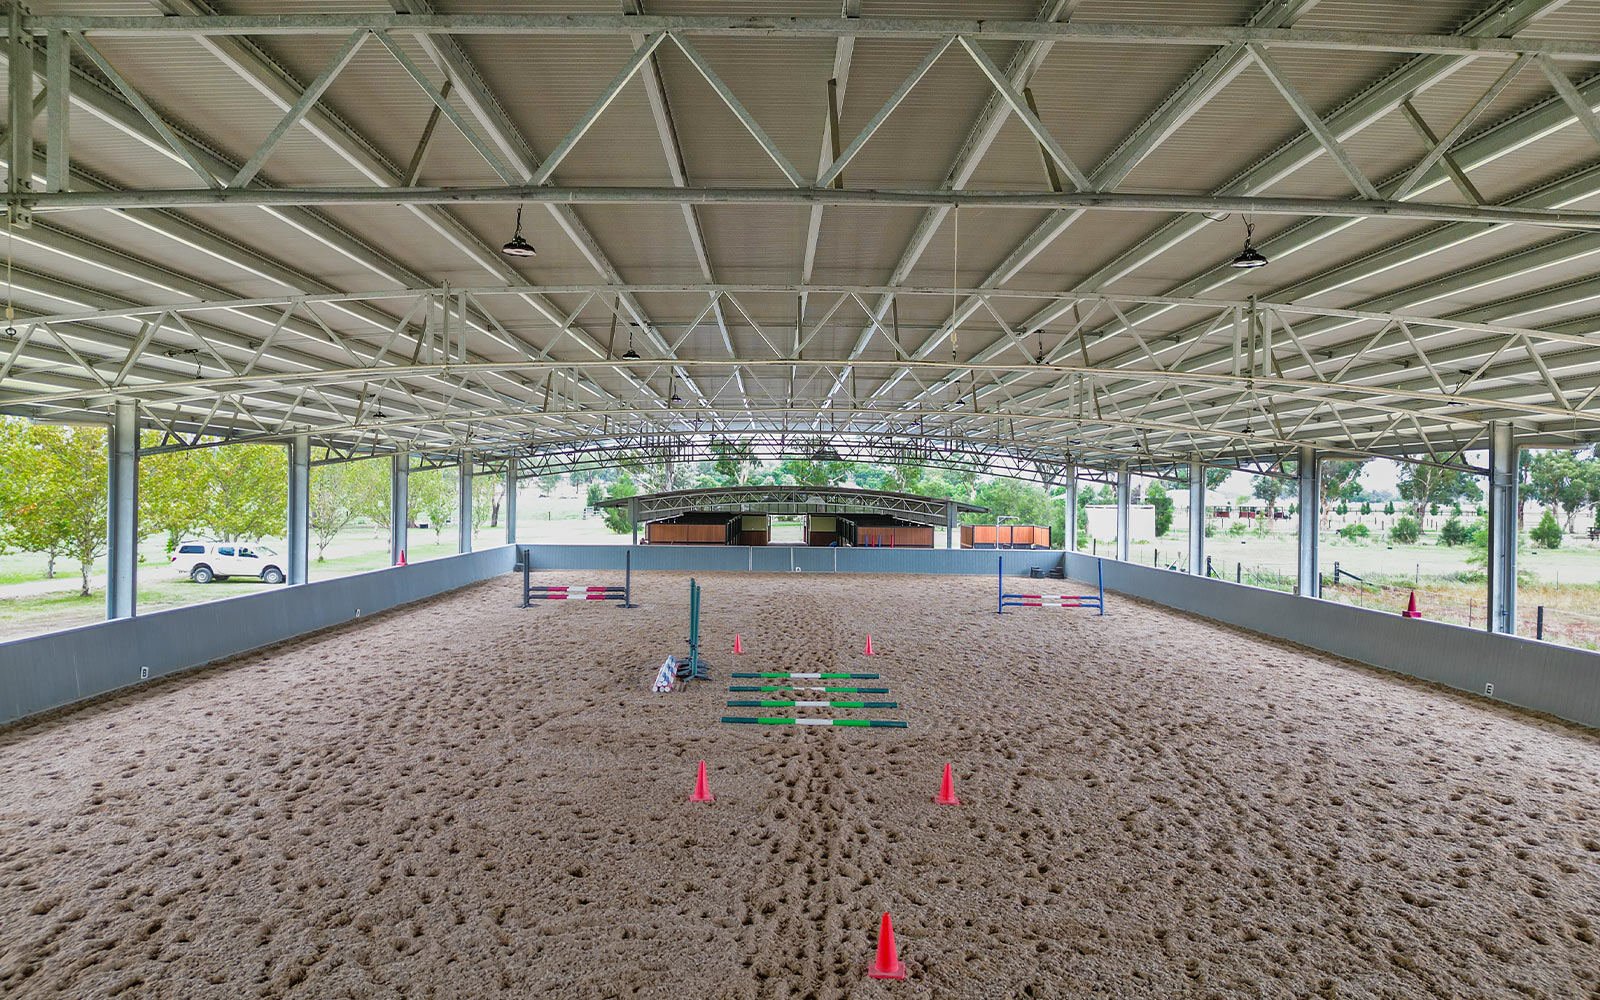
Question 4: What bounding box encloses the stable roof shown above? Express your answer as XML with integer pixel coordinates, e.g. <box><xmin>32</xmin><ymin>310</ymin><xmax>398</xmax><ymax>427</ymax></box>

<box><xmin>597</xmin><ymin>485</ymin><xmax>986</xmax><ymax>526</ymax></box>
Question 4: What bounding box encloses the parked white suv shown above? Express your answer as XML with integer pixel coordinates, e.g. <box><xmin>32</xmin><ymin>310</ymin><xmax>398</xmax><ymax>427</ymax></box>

<box><xmin>170</xmin><ymin>541</ymin><xmax>286</xmax><ymax>585</ymax></box>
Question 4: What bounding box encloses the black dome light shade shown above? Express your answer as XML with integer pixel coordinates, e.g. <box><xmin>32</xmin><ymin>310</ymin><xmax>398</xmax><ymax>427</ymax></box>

<box><xmin>502</xmin><ymin>205</ymin><xmax>536</xmax><ymax>257</ymax></box>
<box><xmin>1230</xmin><ymin>219</ymin><xmax>1268</xmax><ymax>269</ymax></box>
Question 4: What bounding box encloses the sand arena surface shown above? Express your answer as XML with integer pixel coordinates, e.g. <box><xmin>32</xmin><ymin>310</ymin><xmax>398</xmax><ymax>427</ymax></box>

<box><xmin>3</xmin><ymin>570</ymin><xmax>1600</xmax><ymax>998</ymax></box>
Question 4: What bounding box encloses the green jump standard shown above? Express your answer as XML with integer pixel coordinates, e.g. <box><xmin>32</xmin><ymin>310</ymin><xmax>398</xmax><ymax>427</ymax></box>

<box><xmin>721</xmin><ymin>716</ymin><xmax>908</xmax><ymax>729</ymax></box>
<box><xmin>728</xmin><ymin>685</ymin><xmax>890</xmax><ymax>694</ymax></box>
<box><xmin>730</xmin><ymin>672</ymin><xmax>880</xmax><ymax>680</ymax></box>
<box><xmin>726</xmin><ymin>700</ymin><xmax>898</xmax><ymax>709</ymax></box>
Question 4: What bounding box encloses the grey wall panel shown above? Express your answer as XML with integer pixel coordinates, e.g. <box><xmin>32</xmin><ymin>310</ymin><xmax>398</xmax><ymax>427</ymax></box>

<box><xmin>0</xmin><ymin>546</ymin><xmax>518</xmax><ymax>727</ymax></box>
<box><xmin>520</xmin><ymin>544</ymin><xmax>1066</xmax><ymax>577</ymax></box>
<box><xmin>1067</xmin><ymin>554</ymin><xmax>1600</xmax><ymax>730</ymax></box>
<box><xmin>752</xmin><ymin>547</ymin><xmax>794</xmax><ymax>573</ymax></box>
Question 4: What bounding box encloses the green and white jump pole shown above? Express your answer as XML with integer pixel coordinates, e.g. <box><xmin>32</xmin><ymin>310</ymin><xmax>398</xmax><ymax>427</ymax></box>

<box><xmin>728</xmin><ymin>685</ymin><xmax>890</xmax><ymax>694</ymax></box>
<box><xmin>721</xmin><ymin>716</ymin><xmax>908</xmax><ymax>729</ymax></box>
<box><xmin>726</xmin><ymin>700</ymin><xmax>898</xmax><ymax>709</ymax></box>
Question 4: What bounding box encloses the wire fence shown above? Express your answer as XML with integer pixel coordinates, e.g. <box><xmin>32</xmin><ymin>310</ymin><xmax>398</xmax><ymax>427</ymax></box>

<box><xmin>1083</xmin><ymin>540</ymin><xmax>1600</xmax><ymax>652</ymax></box>
<box><xmin>1528</xmin><ymin>604</ymin><xmax>1600</xmax><ymax>651</ymax></box>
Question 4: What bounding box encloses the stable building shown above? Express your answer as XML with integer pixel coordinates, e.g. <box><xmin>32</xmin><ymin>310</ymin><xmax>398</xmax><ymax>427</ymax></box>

<box><xmin>598</xmin><ymin>486</ymin><xmax>987</xmax><ymax>548</ymax></box>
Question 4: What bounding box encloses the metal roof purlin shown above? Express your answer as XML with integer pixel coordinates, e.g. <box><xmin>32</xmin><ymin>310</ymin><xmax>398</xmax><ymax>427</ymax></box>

<box><xmin>880</xmin><ymin>0</ymin><xmax>1578</xmax><ymax>419</ymax></box>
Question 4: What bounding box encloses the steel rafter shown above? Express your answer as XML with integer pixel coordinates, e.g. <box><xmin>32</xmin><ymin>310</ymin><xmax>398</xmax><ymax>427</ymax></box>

<box><xmin>21</xmin><ymin>14</ymin><xmax>1600</xmax><ymax>63</ymax></box>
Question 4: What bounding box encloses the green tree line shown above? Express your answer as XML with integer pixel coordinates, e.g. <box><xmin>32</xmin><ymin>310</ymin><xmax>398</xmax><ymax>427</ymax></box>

<box><xmin>0</xmin><ymin>418</ymin><xmax>511</xmax><ymax>594</ymax></box>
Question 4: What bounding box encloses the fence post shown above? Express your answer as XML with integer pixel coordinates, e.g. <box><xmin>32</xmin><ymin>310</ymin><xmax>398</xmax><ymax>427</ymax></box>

<box><xmin>1537</xmin><ymin>605</ymin><xmax>1545</xmax><ymax>640</ymax></box>
<box><xmin>1236</xmin><ymin>562</ymin><xmax>1242</xmax><ymax>584</ymax></box>
<box><xmin>1205</xmin><ymin>555</ymin><xmax>1213</xmax><ymax>578</ymax></box>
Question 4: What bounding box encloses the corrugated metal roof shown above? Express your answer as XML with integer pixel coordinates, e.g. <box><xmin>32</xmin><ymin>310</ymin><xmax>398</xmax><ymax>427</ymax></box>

<box><xmin>6</xmin><ymin>0</ymin><xmax>1600</xmax><ymax>472</ymax></box>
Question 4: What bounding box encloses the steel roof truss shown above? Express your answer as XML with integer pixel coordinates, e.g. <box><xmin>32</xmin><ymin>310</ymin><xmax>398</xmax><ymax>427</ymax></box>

<box><xmin>231</xmin><ymin>29</ymin><xmax>369</xmax><ymax>188</ymax></box>
<box><xmin>68</xmin><ymin>32</ymin><xmax>218</xmax><ymax>188</ymax></box>
<box><xmin>666</xmin><ymin>33</ymin><xmax>805</xmax><ymax>187</ymax></box>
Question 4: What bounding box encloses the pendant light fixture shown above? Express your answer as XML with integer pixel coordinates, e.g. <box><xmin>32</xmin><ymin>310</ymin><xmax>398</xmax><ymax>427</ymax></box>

<box><xmin>1230</xmin><ymin>217</ymin><xmax>1268</xmax><ymax>269</ymax></box>
<box><xmin>621</xmin><ymin>323</ymin><xmax>640</xmax><ymax>360</ymax></box>
<box><xmin>501</xmin><ymin>205</ymin><xmax>536</xmax><ymax>258</ymax></box>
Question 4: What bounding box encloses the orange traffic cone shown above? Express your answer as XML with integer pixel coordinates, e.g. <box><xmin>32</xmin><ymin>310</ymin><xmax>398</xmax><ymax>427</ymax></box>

<box><xmin>1402</xmin><ymin>591</ymin><xmax>1422</xmax><ymax>619</ymax></box>
<box><xmin>396</xmin><ymin>550</ymin><xmax>406</xmax><ymax>567</ymax></box>
<box><xmin>689</xmin><ymin>760</ymin><xmax>714</xmax><ymax>803</ymax></box>
<box><xmin>733</xmin><ymin>634</ymin><xmax>744</xmax><ymax>655</ymax></box>
<box><xmin>863</xmin><ymin>634</ymin><xmax>876</xmax><ymax>656</ymax></box>
<box><xmin>934</xmin><ymin>763</ymin><xmax>961</xmax><ymax>806</ymax></box>
<box><xmin>868</xmin><ymin>911</ymin><xmax>907</xmax><ymax>980</ymax></box>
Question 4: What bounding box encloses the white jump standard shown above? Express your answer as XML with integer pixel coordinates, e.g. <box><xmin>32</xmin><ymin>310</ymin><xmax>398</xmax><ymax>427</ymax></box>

<box><xmin>998</xmin><ymin>556</ymin><xmax>1105</xmax><ymax>615</ymax></box>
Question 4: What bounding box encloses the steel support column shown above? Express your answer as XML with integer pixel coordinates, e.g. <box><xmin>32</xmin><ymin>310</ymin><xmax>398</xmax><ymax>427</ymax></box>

<box><xmin>7</xmin><ymin>3</ymin><xmax>33</xmax><ymax>222</ymax></box>
<box><xmin>945</xmin><ymin>498</ymin><xmax>956</xmax><ymax>549</ymax></box>
<box><xmin>1063</xmin><ymin>466</ymin><xmax>1078</xmax><ymax>552</ymax></box>
<box><xmin>106</xmin><ymin>400</ymin><xmax>138</xmax><ymax>619</ymax></box>
<box><xmin>390</xmin><ymin>453</ymin><xmax>409</xmax><ymax>565</ymax></box>
<box><xmin>1188</xmin><ymin>460</ymin><xmax>1205</xmax><ymax>576</ymax></box>
<box><xmin>1296</xmin><ymin>446</ymin><xmax>1319</xmax><ymax>597</ymax></box>
<box><xmin>1488</xmin><ymin>422</ymin><xmax>1518</xmax><ymax>634</ymax></box>
<box><xmin>457</xmin><ymin>452</ymin><xmax>473</xmax><ymax>553</ymax></box>
<box><xmin>1115</xmin><ymin>465</ymin><xmax>1131</xmax><ymax>562</ymax></box>
<box><xmin>287</xmin><ymin>432</ymin><xmax>309</xmax><ymax>585</ymax></box>
<box><xmin>504</xmin><ymin>461</ymin><xmax>517</xmax><ymax>546</ymax></box>
<box><xmin>629</xmin><ymin>496</ymin><xmax>639</xmax><ymax>546</ymax></box>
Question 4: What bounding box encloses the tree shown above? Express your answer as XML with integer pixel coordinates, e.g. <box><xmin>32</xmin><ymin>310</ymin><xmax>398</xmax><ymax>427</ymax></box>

<box><xmin>1438</xmin><ymin>517</ymin><xmax>1472</xmax><ymax>547</ymax></box>
<box><xmin>471</xmin><ymin>472</ymin><xmax>500</xmax><ymax>534</ymax></box>
<box><xmin>408</xmin><ymin>468</ymin><xmax>456</xmax><ymax>543</ymax></box>
<box><xmin>851</xmin><ymin>467</ymin><xmax>890</xmax><ymax>491</ymax></box>
<box><xmin>776</xmin><ymin>458</ymin><xmax>854</xmax><ymax>486</ymax></box>
<box><xmin>585</xmin><ymin>483</ymin><xmax>605</xmax><ymax>510</ymax></box>
<box><xmin>1251</xmin><ymin>475</ymin><xmax>1290</xmax><ymax>520</ymax></box>
<box><xmin>709</xmin><ymin>440</ymin><xmax>759</xmax><ymax>485</ymax></box>
<box><xmin>1396</xmin><ymin>464</ymin><xmax>1482</xmax><ymax>528</ymax></box>
<box><xmin>0</xmin><ymin>420</ymin><xmax>65</xmax><ymax>576</ymax></box>
<box><xmin>1320</xmin><ymin>459</ymin><xmax>1366</xmax><ymax>514</ymax></box>
<box><xmin>1147</xmin><ymin>482</ymin><xmax>1173</xmax><ymax>537</ymax></box>
<box><xmin>142</xmin><ymin>443</ymin><xmax>288</xmax><ymax>543</ymax></box>
<box><xmin>601</xmin><ymin>474</ymin><xmax>638</xmax><ymax>534</ymax></box>
<box><xmin>967</xmin><ymin>477</ymin><xmax>1065</xmax><ymax>546</ymax></box>
<box><xmin>1525</xmin><ymin>450</ymin><xmax>1591</xmax><ymax>533</ymax></box>
<box><xmin>0</xmin><ymin>422</ymin><xmax>110</xmax><ymax>595</ymax></box>
<box><xmin>1531</xmin><ymin>509</ymin><xmax>1563</xmax><ymax>549</ymax></box>
<box><xmin>309</xmin><ymin>459</ymin><xmax>366</xmax><ymax>561</ymax></box>
<box><xmin>883</xmin><ymin>465</ymin><xmax>925</xmax><ymax>494</ymax></box>
<box><xmin>1390</xmin><ymin>516</ymin><xmax>1421</xmax><ymax>544</ymax></box>
<box><xmin>349</xmin><ymin>460</ymin><xmax>397</xmax><ymax>536</ymax></box>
